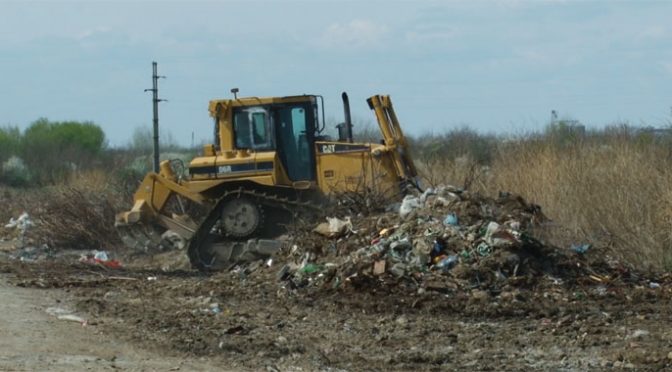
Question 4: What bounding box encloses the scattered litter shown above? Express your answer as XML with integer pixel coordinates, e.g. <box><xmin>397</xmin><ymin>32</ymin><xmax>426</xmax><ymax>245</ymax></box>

<box><xmin>649</xmin><ymin>282</ymin><xmax>661</xmax><ymax>289</ymax></box>
<box><xmin>419</xmin><ymin>188</ymin><xmax>436</xmax><ymax>203</ymax></box>
<box><xmin>594</xmin><ymin>285</ymin><xmax>608</xmax><ymax>296</ymax></box>
<box><xmin>399</xmin><ymin>195</ymin><xmax>420</xmax><ymax>219</ymax></box>
<box><xmin>571</xmin><ymin>243</ymin><xmax>592</xmax><ymax>254</ymax></box>
<box><xmin>476</xmin><ymin>242</ymin><xmax>492</xmax><ymax>257</ymax></box>
<box><xmin>4</xmin><ymin>212</ymin><xmax>33</xmax><ymax>233</ymax></box>
<box><xmin>443</xmin><ymin>213</ymin><xmax>458</xmax><ymax>226</ymax></box>
<box><xmin>46</xmin><ymin>307</ymin><xmax>72</xmax><ymax>317</ymax></box>
<box><xmin>209</xmin><ymin>303</ymin><xmax>222</xmax><ymax>314</ymax></box>
<box><xmin>57</xmin><ymin>314</ymin><xmax>87</xmax><ymax>325</ymax></box>
<box><xmin>314</xmin><ymin>217</ymin><xmax>353</xmax><ymax>238</ymax></box>
<box><xmin>373</xmin><ymin>260</ymin><xmax>386</xmax><ymax>275</ymax></box>
<box><xmin>79</xmin><ymin>250</ymin><xmax>122</xmax><ymax>269</ymax></box>
<box><xmin>626</xmin><ymin>329</ymin><xmax>650</xmax><ymax>340</ymax></box>
<box><xmin>160</xmin><ymin>230</ymin><xmax>186</xmax><ymax>250</ymax></box>
<box><xmin>94</xmin><ymin>251</ymin><xmax>109</xmax><ymax>261</ymax></box>
<box><xmin>46</xmin><ymin>307</ymin><xmax>87</xmax><ymax>325</ymax></box>
<box><xmin>299</xmin><ymin>263</ymin><xmax>322</xmax><ymax>274</ymax></box>
<box><xmin>395</xmin><ymin>315</ymin><xmax>409</xmax><ymax>326</ymax></box>
<box><xmin>389</xmin><ymin>263</ymin><xmax>406</xmax><ymax>278</ymax></box>
<box><xmin>379</xmin><ymin>227</ymin><xmax>394</xmax><ymax>237</ymax></box>
<box><xmin>589</xmin><ymin>275</ymin><xmax>604</xmax><ymax>283</ymax></box>
<box><xmin>435</xmin><ymin>255</ymin><xmax>458</xmax><ymax>272</ymax></box>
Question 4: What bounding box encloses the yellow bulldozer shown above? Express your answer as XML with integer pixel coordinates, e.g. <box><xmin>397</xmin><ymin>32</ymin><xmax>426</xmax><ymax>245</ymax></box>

<box><xmin>116</xmin><ymin>92</ymin><xmax>419</xmax><ymax>269</ymax></box>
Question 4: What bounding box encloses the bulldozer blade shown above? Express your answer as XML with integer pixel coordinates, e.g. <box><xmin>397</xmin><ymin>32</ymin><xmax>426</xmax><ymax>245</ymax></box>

<box><xmin>116</xmin><ymin>223</ymin><xmax>167</xmax><ymax>252</ymax></box>
<box><xmin>195</xmin><ymin>239</ymin><xmax>284</xmax><ymax>270</ymax></box>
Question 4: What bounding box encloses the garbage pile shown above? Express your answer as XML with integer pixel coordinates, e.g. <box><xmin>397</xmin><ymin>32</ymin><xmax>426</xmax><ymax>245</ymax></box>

<box><xmin>279</xmin><ymin>185</ymin><xmax>598</xmax><ymax>292</ymax></box>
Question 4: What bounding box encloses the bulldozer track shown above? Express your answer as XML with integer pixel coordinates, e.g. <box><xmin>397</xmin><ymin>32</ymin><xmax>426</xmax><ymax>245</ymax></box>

<box><xmin>187</xmin><ymin>187</ymin><xmax>320</xmax><ymax>270</ymax></box>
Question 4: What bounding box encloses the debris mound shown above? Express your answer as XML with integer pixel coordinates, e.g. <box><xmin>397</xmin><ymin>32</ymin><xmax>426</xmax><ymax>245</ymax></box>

<box><xmin>280</xmin><ymin>185</ymin><xmax>617</xmax><ymax>293</ymax></box>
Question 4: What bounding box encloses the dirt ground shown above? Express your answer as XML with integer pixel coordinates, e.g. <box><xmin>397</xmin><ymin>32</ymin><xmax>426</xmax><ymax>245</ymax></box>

<box><xmin>3</xmin><ymin>188</ymin><xmax>672</xmax><ymax>371</ymax></box>
<box><xmin>2</xmin><ymin>251</ymin><xmax>672</xmax><ymax>372</ymax></box>
<box><xmin>0</xmin><ymin>272</ymin><xmax>224</xmax><ymax>371</ymax></box>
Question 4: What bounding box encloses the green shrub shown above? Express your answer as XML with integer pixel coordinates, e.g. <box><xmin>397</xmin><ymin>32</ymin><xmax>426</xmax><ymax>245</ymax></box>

<box><xmin>0</xmin><ymin>126</ymin><xmax>20</xmax><ymax>163</ymax></box>
<box><xmin>0</xmin><ymin>156</ymin><xmax>31</xmax><ymax>187</ymax></box>
<box><xmin>20</xmin><ymin>118</ymin><xmax>106</xmax><ymax>184</ymax></box>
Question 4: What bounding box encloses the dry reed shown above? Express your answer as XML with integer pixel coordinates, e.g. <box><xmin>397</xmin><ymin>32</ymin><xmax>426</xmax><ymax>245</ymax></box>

<box><xmin>417</xmin><ymin>137</ymin><xmax>672</xmax><ymax>270</ymax></box>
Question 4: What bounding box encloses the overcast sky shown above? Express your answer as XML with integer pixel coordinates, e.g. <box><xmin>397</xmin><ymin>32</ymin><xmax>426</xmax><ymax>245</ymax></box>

<box><xmin>1</xmin><ymin>0</ymin><xmax>671</xmax><ymax>146</ymax></box>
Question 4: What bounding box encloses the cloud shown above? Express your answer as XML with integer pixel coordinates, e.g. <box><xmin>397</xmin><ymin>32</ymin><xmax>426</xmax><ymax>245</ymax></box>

<box><xmin>404</xmin><ymin>25</ymin><xmax>458</xmax><ymax>43</ymax></box>
<box><xmin>661</xmin><ymin>61</ymin><xmax>672</xmax><ymax>75</ymax></box>
<box><xmin>317</xmin><ymin>19</ymin><xmax>388</xmax><ymax>49</ymax></box>
<box><xmin>514</xmin><ymin>47</ymin><xmax>581</xmax><ymax>67</ymax></box>
<box><xmin>638</xmin><ymin>25</ymin><xmax>668</xmax><ymax>40</ymax></box>
<box><xmin>76</xmin><ymin>27</ymin><xmax>111</xmax><ymax>41</ymax></box>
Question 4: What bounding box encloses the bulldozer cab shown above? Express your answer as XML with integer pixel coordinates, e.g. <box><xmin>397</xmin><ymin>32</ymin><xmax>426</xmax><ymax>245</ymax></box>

<box><xmin>210</xmin><ymin>96</ymin><xmax>320</xmax><ymax>183</ymax></box>
<box><xmin>204</xmin><ymin>93</ymin><xmax>418</xmax><ymax>194</ymax></box>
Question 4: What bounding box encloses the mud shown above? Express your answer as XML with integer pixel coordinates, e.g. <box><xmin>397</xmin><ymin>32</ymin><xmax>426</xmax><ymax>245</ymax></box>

<box><xmin>2</xmin><ymin>255</ymin><xmax>672</xmax><ymax>371</ymax></box>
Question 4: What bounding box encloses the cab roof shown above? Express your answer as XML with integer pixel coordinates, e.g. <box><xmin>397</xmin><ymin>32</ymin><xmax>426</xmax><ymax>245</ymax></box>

<box><xmin>208</xmin><ymin>95</ymin><xmax>317</xmax><ymax>115</ymax></box>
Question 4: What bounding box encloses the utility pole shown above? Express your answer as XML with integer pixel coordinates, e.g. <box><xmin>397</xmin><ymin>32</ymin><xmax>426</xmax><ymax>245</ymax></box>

<box><xmin>144</xmin><ymin>61</ymin><xmax>165</xmax><ymax>173</ymax></box>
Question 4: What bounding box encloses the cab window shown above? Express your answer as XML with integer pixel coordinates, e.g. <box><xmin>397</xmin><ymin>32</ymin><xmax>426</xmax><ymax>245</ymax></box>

<box><xmin>276</xmin><ymin>105</ymin><xmax>314</xmax><ymax>181</ymax></box>
<box><xmin>233</xmin><ymin>108</ymin><xmax>273</xmax><ymax>150</ymax></box>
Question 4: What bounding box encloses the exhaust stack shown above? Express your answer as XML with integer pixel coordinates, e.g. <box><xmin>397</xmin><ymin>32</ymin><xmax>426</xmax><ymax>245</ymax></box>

<box><xmin>340</xmin><ymin>92</ymin><xmax>354</xmax><ymax>143</ymax></box>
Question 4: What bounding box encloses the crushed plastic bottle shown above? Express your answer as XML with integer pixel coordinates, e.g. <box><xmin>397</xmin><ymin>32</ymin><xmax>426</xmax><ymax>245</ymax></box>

<box><xmin>571</xmin><ymin>243</ymin><xmax>591</xmax><ymax>254</ymax></box>
<box><xmin>210</xmin><ymin>303</ymin><xmax>222</xmax><ymax>314</ymax></box>
<box><xmin>300</xmin><ymin>263</ymin><xmax>322</xmax><ymax>274</ymax></box>
<box><xmin>443</xmin><ymin>213</ymin><xmax>458</xmax><ymax>226</ymax></box>
<box><xmin>435</xmin><ymin>255</ymin><xmax>458</xmax><ymax>272</ymax></box>
<box><xmin>93</xmin><ymin>251</ymin><xmax>109</xmax><ymax>261</ymax></box>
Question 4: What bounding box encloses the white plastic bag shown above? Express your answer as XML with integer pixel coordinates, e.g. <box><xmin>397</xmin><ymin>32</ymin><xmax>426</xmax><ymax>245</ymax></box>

<box><xmin>399</xmin><ymin>195</ymin><xmax>420</xmax><ymax>219</ymax></box>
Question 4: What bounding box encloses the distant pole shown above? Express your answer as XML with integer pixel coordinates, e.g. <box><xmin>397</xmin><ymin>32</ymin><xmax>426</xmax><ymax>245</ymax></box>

<box><xmin>145</xmin><ymin>61</ymin><xmax>165</xmax><ymax>173</ymax></box>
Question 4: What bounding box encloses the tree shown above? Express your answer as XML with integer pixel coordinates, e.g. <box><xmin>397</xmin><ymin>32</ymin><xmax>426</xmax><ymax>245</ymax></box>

<box><xmin>128</xmin><ymin>124</ymin><xmax>179</xmax><ymax>154</ymax></box>
<box><xmin>21</xmin><ymin>118</ymin><xmax>107</xmax><ymax>184</ymax></box>
<box><xmin>0</xmin><ymin>126</ymin><xmax>20</xmax><ymax>162</ymax></box>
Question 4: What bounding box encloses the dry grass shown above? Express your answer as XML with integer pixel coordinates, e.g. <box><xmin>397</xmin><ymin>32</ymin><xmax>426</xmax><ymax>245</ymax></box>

<box><xmin>66</xmin><ymin>169</ymin><xmax>112</xmax><ymax>192</ymax></box>
<box><xmin>417</xmin><ymin>137</ymin><xmax>672</xmax><ymax>270</ymax></box>
<box><xmin>33</xmin><ymin>186</ymin><xmax>123</xmax><ymax>250</ymax></box>
<box><xmin>1</xmin><ymin>170</ymin><xmax>126</xmax><ymax>250</ymax></box>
